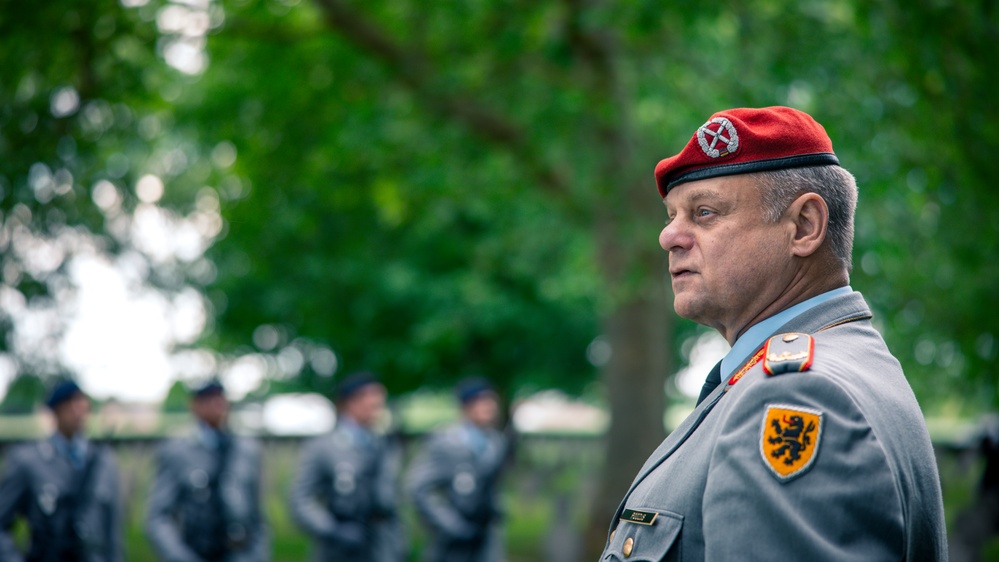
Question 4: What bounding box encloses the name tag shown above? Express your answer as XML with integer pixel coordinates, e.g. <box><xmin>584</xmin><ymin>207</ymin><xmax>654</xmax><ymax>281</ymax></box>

<box><xmin>620</xmin><ymin>509</ymin><xmax>658</xmax><ymax>526</ymax></box>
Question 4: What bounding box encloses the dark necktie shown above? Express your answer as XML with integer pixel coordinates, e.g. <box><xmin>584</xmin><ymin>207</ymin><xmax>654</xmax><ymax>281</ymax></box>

<box><xmin>696</xmin><ymin>360</ymin><xmax>723</xmax><ymax>406</ymax></box>
<box><xmin>216</xmin><ymin>430</ymin><xmax>231</xmax><ymax>457</ymax></box>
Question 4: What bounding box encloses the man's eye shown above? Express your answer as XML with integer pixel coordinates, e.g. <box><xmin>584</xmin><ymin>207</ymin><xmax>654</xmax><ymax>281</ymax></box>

<box><xmin>696</xmin><ymin>209</ymin><xmax>713</xmax><ymax>217</ymax></box>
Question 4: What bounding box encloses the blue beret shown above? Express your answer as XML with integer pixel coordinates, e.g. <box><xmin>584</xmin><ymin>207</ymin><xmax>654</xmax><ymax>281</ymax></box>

<box><xmin>335</xmin><ymin>371</ymin><xmax>381</xmax><ymax>401</ymax></box>
<box><xmin>191</xmin><ymin>379</ymin><xmax>225</xmax><ymax>398</ymax></box>
<box><xmin>46</xmin><ymin>380</ymin><xmax>84</xmax><ymax>409</ymax></box>
<box><xmin>455</xmin><ymin>376</ymin><xmax>496</xmax><ymax>405</ymax></box>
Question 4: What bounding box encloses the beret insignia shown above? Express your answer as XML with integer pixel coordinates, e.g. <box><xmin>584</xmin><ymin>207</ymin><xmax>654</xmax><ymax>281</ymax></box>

<box><xmin>760</xmin><ymin>404</ymin><xmax>823</xmax><ymax>481</ymax></box>
<box><xmin>762</xmin><ymin>333</ymin><xmax>814</xmax><ymax>376</ymax></box>
<box><xmin>697</xmin><ymin>117</ymin><xmax>740</xmax><ymax>159</ymax></box>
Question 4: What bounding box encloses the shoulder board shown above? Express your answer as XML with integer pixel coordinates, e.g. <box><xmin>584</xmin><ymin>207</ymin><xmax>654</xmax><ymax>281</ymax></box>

<box><xmin>762</xmin><ymin>333</ymin><xmax>814</xmax><ymax>376</ymax></box>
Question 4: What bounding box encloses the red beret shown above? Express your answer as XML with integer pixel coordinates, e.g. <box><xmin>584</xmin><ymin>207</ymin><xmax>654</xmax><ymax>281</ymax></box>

<box><xmin>654</xmin><ymin>106</ymin><xmax>839</xmax><ymax>197</ymax></box>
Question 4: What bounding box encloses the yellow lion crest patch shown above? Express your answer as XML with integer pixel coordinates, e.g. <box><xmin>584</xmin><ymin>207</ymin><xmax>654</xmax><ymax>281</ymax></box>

<box><xmin>760</xmin><ymin>404</ymin><xmax>823</xmax><ymax>481</ymax></box>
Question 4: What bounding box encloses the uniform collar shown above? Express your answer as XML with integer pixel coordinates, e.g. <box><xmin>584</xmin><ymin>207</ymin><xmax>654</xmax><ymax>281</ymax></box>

<box><xmin>195</xmin><ymin>421</ymin><xmax>229</xmax><ymax>450</ymax></box>
<box><xmin>462</xmin><ymin>420</ymin><xmax>490</xmax><ymax>455</ymax></box>
<box><xmin>721</xmin><ymin>286</ymin><xmax>853</xmax><ymax>378</ymax></box>
<box><xmin>50</xmin><ymin>432</ymin><xmax>88</xmax><ymax>467</ymax></box>
<box><xmin>338</xmin><ymin>415</ymin><xmax>376</xmax><ymax>447</ymax></box>
<box><xmin>462</xmin><ymin>420</ymin><xmax>487</xmax><ymax>438</ymax></box>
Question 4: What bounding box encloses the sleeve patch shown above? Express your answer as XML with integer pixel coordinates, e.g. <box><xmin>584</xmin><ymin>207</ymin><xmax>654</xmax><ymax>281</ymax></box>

<box><xmin>760</xmin><ymin>404</ymin><xmax>823</xmax><ymax>482</ymax></box>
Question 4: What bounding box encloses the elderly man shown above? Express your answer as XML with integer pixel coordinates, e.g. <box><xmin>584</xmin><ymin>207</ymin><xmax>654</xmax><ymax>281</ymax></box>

<box><xmin>600</xmin><ymin>107</ymin><xmax>946</xmax><ymax>561</ymax></box>
<box><xmin>0</xmin><ymin>379</ymin><xmax>123</xmax><ymax>562</ymax></box>
<box><xmin>289</xmin><ymin>372</ymin><xmax>404</xmax><ymax>562</ymax></box>
<box><xmin>407</xmin><ymin>377</ymin><xmax>509</xmax><ymax>562</ymax></box>
<box><xmin>145</xmin><ymin>380</ymin><xmax>269</xmax><ymax>562</ymax></box>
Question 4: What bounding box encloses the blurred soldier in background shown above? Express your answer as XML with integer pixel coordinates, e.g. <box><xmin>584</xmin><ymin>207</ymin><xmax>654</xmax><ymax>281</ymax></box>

<box><xmin>951</xmin><ymin>414</ymin><xmax>999</xmax><ymax>562</ymax></box>
<box><xmin>0</xmin><ymin>379</ymin><xmax>123</xmax><ymax>562</ymax></box>
<box><xmin>145</xmin><ymin>380</ymin><xmax>269</xmax><ymax>562</ymax></box>
<box><xmin>289</xmin><ymin>372</ymin><xmax>404</xmax><ymax>562</ymax></box>
<box><xmin>407</xmin><ymin>377</ymin><xmax>509</xmax><ymax>562</ymax></box>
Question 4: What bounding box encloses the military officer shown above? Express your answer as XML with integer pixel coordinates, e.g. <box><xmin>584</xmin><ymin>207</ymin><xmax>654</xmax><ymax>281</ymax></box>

<box><xmin>288</xmin><ymin>372</ymin><xmax>404</xmax><ymax>562</ymax></box>
<box><xmin>406</xmin><ymin>377</ymin><xmax>509</xmax><ymax>562</ymax></box>
<box><xmin>600</xmin><ymin>107</ymin><xmax>947</xmax><ymax>561</ymax></box>
<box><xmin>0</xmin><ymin>379</ymin><xmax>123</xmax><ymax>562</ymax></box>
<box><xmin>145</xmin><ymin>380</ymin><xmax>269</xmax><ymax>562</ymax></box>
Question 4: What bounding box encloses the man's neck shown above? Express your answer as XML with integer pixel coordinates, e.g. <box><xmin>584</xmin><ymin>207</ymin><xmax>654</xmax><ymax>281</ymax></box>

<box><xmin>726</xmin><ymin>267</ymin><xmax>848</xmax><ymax>345</ymax></box>
<box><xmin>55</xmin><ymin>428</ymin><xmax>82</xmax><ymax>441</ymax></box>
<box><xmin>464</xmin><ymin>418</ymin><xmax>490</xmax><ymax>430</ymax></box>
<box><xmin>720</xmin><ymin>285</ymin><xmax>853</xmax><ymax>379</ymax></box>
<box><xmin>198</xmin><ymin>419</ymin><xmax>227</xmax><ymax>433</ymax></box>
<box><xmin>340</xmin><ymin>413</ymin><xmax>369</xmax><ymax>431</ymax></box>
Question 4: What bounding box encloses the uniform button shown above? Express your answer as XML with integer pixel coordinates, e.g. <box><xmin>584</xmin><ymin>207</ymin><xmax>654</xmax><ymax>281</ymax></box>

<box><xmin>623</xmin><ymin>537</ymin><xmax>634</xmax><ymax>557</ymax></box>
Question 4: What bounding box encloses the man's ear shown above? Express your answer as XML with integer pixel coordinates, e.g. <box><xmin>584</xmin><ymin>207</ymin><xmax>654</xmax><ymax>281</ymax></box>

<box><xmin>786</xmin><ymin>192</ymin><xmax>828</xmax><ymax>258</ymax></box>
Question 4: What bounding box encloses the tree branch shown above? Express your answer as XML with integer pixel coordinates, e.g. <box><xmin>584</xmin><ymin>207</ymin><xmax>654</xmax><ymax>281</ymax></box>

<box><xmin>311</xmin><ymin>0</ymin><xmax>572</xmax><ymax>200</ymax></box>
<box><xmin>562</xmin><ymin>0</ymin><xmax>631</xmax><ymax>179</ymax></box>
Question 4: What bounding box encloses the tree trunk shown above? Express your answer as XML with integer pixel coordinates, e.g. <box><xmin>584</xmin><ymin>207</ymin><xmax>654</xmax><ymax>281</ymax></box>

<box><xmin>582</xmin><ymin>279</ymin><xmax>673</xmax><ymax>559</ymax></box>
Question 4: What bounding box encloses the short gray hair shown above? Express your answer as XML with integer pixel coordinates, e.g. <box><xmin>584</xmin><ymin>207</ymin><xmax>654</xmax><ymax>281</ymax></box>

<box><xmin>750</xmin><ymin>165</ymin><xmax>858</xmax><ymax>272</ymax></box>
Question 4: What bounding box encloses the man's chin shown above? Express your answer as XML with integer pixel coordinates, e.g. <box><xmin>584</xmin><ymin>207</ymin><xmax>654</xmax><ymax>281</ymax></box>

<box><xmin>671</xmin><ymin>298</ymin><xmax>694</xmax><ymax>320</ymax></box>
<box><xmin>671</xmin><ymin>297</ymin><xmax>705</xmax><ymax>324</ymax></box>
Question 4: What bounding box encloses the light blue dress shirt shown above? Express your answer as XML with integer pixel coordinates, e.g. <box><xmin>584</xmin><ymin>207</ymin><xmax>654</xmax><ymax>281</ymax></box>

<box><xmin>720</xmin><ymin>286</ymin><xmax>854</xmax><ymax>379</ymax></box>
<box><xmin>51</xmin><ymin>432</ymin><xmax>88</xmax><ymax>469</ymax></box>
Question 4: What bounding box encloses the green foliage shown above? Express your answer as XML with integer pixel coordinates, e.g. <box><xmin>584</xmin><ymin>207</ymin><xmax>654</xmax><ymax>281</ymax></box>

<box><xmin>0</xmin><ymin>374</ymin><xmax>44</xmax><ymax>414</ymax></box>
<box><xmin>2</xmin><ymin>0</ymin><xmax>998</xmax><ymax>408</ymax></box>
<box><xmin>184</xmin><ymin>0</ymin><xmax>614</xmax><ymax>397</ymax></box>
<box><xmin>845</xmin><ymin>2</ymin><xmax>999</xmax><ymax>409</ymax></box>
<box><xmin>160</xmin><ymin>379</ymin><xmax>190</xmax><ymax>413</ymax></box>
<box><xmin>182</xmin><ymin>0</ymin><xmax>999</xmax><ymax>411</ymax></box>
<box><xmin>0</xmin><ymin>0</ymin><xmax>216</xmax><ymax>375</ymax></box>
<box><xmin>0</xmin><ymin>0</ymin><xmax>167</xmax><ymax>240</ymax></box>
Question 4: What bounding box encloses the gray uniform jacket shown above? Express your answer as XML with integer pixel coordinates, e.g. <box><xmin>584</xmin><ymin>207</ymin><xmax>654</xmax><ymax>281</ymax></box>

<box><xmin>601</xmin><ymin>291</ymin><xmax>947</xmax><ymax>561</ymax></box>
<box><xmin>406</xmin><ymin>422</ymin><xmax>508</xmax><ymax>562</ymax></box>
<box><xmin>0</xmin><ymin>436</ymin><xmax>123</xmax><ymax>562</ymax></box>
<box><xmin>145</xmin><ymin>430</ymin><xmax>269</xmax><ymax>562</ymax></box>
<box><xmin>288</xmin><ymin>421</ymin><xmax>404</xmax><ymax>562</ymax></box>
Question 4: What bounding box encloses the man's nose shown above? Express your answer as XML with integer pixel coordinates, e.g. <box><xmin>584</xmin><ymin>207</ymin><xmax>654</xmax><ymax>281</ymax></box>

<box><xmin>659</xmin><ymin>219</ymin><xmax>690</xmax><ymax>252</ymax></box>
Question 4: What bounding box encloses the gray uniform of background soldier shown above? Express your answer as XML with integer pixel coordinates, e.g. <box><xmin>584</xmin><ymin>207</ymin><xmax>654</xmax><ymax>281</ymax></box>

<box><xmin>600</xmin><ymin>107</ymin><xmax>946</xmax><ymax>561</ymax></box>
<box><xmin>288</xmin><ymin>372</ymin><xmax>404</xmax><ymax>562</ymax></box>
<box><xmin>406</xmin><ymin>378</ymin><xmax>509</xmax><ymax>562</ymax></box>
<box><xmin>0</xmin><ymin>380</ymin><xmax>123</xmax><ymax>562</ymax></box>
<box><xmin>145</xmin><ymin>380</ymin><xmax>269</xmax><ymax>562</ymax></box>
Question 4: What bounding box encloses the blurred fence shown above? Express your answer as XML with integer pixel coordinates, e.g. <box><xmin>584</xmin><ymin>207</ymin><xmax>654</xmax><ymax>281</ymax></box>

<box><xmin>0</xmin><ymin>432</ymin><xmax>606</xmax><ymax>562</ymax></box>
